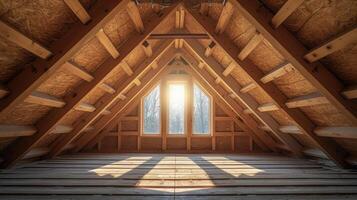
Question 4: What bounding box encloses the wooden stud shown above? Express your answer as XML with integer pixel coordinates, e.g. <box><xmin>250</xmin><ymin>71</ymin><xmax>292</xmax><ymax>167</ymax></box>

<box><xmin>215</xmin><ymin>77</ymin><xmax>221</xmax><ymax>84</ymax></box>
<box><xmin>64</xmin><ymin>62</ymin><xmax>94</xmax><ymax>82</ymax></box>
<box><xmin>0</xmin><ymin>125</ymin><xmax>37</xmax><ymax>138</ymax></box>
<box><xmin>304</xmin><ymin>28</ymin><xmax>357</xmax><ymax>63</ymax></box>
<box><xmin>149</xmin><ymin>33</ymin><xmax>209</xmax><ymax>39</ymax></box>
<box><xmin>286</xmin><ymin>92</ymin><xmax>329</xmax><ymax>108</ymax></box>
<box><xmin>222</xmin><ymin>62</ymin><xmax>236</xmax><ymax>76</ymax></box>
<box><xmin>151</xmin><ymin>60</ymin><xmax>159</xmax><ymax>69</ymax></box>
<box><xmin>257</xmin><ymin>103</ymin><xmax>279</xmax><ymax>112</ymax></box>
<box><xmin>126</xmin><ymin>1</ymin><xmax>144</xmax><ymax>33</ymax></box>
<box><xmin>25</xmin><ymin>91</ymin><xmax>65</xmax><ymax>108</ymax></box>
<box><xmin>99</xmin><ymin>83</ymin><xmax>116</xmax><ymax>94</ymax></box>
<box><xmin>230</xmin><ymin>0</ymin><xmax>357</xmax><ymax>128</ymax></box>
<box><xmin>271</xmin><ymin>0</ymin><xmax>304</xmax><ymax>29</ymax></box>
<box><xmin>118</xmin><ymin>94</ymin><xmax>127</xmax><ymax>100</ymax></box>
<box><xmin>198</xmin><ymin>62</ymin><xmax>205</xmax><ymax>69</ymax></box>
<box><xmin>0</xmin><ymin>20</ymin><xmax>51</xmax><ymax>59</ymax></box>
<box><xmin>279</xmin><ymin>125</ymin><xmax>302</xmax><ymax>135</ymax></box>
<box><xmin>96</xmin><ymin>29</ymin><xmax>119</xmax><ymax>58</ymax></box>
<box><xmin>240</xmin><ymin>83</ymin><xmax>257</xmax><ymax>93</ymax></box>
<box><xmin>205</xmin><ymin>41</ymin><xmax>215</xmax><ymax>57</ymax></box>
<box><xmin>64</xmin><ymin>0</ymin><xmax>91</xmax><ymax>24</ymax></box>
<box><xmin>142</xmin><ymin>41</ymin><xmax>152</xmax><ymax>57</ymax></box>
<box><xmin>101</xmin><ymin>109</ymin><xmax>111</xmax><ymax>115</ymax></box>
<box><xmin>0</xmin><ymin>85</ymin><xmax>9</xmax><ymax>99</ymax></box>
<box><xmin>22</xmin><ymin>148</ymin><xmax>49</xmax><ymax>160</ymax></box>
<box><xmin>174</xmin><ymin>39</ymin><xmax>180</xmax><ymax>48</ymax></box>
<box><xmin>215</xmin><ymin>1</ymin><xmax>234</xmax><ymax>34</ymax></box>
<box><xmin>75</xmin><ymin>103</ymin><xmax>96</xmax><ymax>112</ymax></box>
<box><xmin>120</xmin><ymin>61</ymin><xmax>134</xmax><ymax>76</ymax></box>
<box><xmin>342</xmin><ymin>86</ymin><xmax>357</xmax><ymax>99</ymax></box>
<box><xmin>0</xmin><ymin>1</ymin><xmax>130</xmax><ymax>119</ymax></box>
<box><xmin>133</xmin><ymin>79</ymin><xmax>141</xmax><ymax>86</ymax></box>
<box><xmin>238</xmin><ymin>33</ymin><xmax>263</xmax><ymax>60</ymax></box>
<box><xmin>51</xmin><ymin>125</ymin><xmax>73</xmax><ymax>135</ymax></box>
<box><xmin>179</xmin><ymin>9</ymin><xmax>185</xmax><ymax>29</ymax></box>
<box><xmin>243</xmin><ymin>108</ymin><xmax>252</xmax><ymax>114</ymax></box>
<box><xmin>175</xmin><ymin>10</ymin><xmax>180</xmax><ymax>29</ymax></box>
<box><xmin>260</xmin><ymin>62</ymin><xmax>294</xmax><ymax>84</ymax></box>
<box><xmin>315</xmin><ymin>127</ymin><xmax>357</xmax><ymax>139</ymax></box>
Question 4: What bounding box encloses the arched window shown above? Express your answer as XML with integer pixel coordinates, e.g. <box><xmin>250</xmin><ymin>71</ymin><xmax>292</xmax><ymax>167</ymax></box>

<box><xmin>193</xmin><ymin>83</ymin><xmax>211</xmax><ymax>134</ymax></box>
<box><xmin>143</xmin><ymin>85</ymin><xmax>160</xmax><ymax>134</ymax></box>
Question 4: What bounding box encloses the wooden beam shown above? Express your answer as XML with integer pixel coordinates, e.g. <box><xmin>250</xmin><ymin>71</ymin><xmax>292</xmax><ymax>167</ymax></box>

<box><xmin>118</xmin><ymin>94</ymin><xmax>127</xmax><ymax>100</ymax></box>
<box><xmin>22</xmin><ymin>148</ymin><xmax>49</xmax><ymax>160</ymax></box>
<box><xmin>184</xmin><ymin>8</ymin><xmax>351</xmax><ymax>165</ymax></box>
<box><xmin>75</xmin><ymin>103</ymin><xmax>96</xmax><ymax>112</ymax></box>
<box><xmin>175</xmin><ymin>10</ymin><xmax>180</xmax><ymax>29</ymax></box>
<box><xmin>260</xmin><ymin>63</ymin><xmax>294</xmax><ymax>84</ymax></box>
<box><xmin>215</xmin><ymin>77</ymin><xmax>221</xmax><ymax>84</ymax></box>
<box><xmin>215</xmin><ymin>1</ymin><xmax>234</xmax><ymax>34</ymax></box>
<box><xmin>271</xmin><ymin>0</ymin><xmax>304</xmax><ymax>28</ymax></box>
<box><xmin>64</xmin><ymin>0</ymin><xmax>91</xmax><ymax>24</ymax></box>
<box><xmin>64</xmin><ymin>62</ymin><xmax>94</xmax><ymax>82</ymax></box>
<box><xmin>101</xmin><ymin>109</ymin><xmax>111</xmax><ymax>115</ymax></box>
<box><xmin>222</xmin><ymin>62</ymin><xmax>236</xmax><ymax>76</ymax></box>
<box><xmin>99</xmin><ymin>83</ymin><xmax>116</xmax><ymax>94</ymax></box>
<box><xmin>50</xmin><ymin>125</ymin><xmax>73</xmax><ymax>135</ymax></box>
<box><xmin>205</xmin><ymin>41</ymin><xmax>215</xmax><ymax>57</ymax></box>
<box><xmin>286</xmin><ymin>92</ymin><xmax>329</xmax><ymax>108</ymax></box>
<box><xmin>0</xmin><ymin>20</ymin><xmax>51</xmax><ymax>59</ymax></box>
<box><xmin>279</xmin><ymin>125</ymin><xmax>302</xmax><ymax>135</ymax></box>
<box><xmin>151</xmin><ymin>60</ymin><xmax>158</xmax><ymax>69</ymax></box>
<box><xmin>96</xmin><ymin>29</ymin><xmax>119</xmax><ymax>58</ymax></box>
<box><xmin>240</xmin><ymin>83</ymin><xmax>256</xmax><ymax>93</ymax></box>
<box><xmin>257</xmin><ymin>103</ymin><xmax>279</xmax><ymax>112</ymax></box>
<box><xmin>315</xmin><ymin>127</ymin><xmax>357</xmax><ymax>139</ymax></box>
<box><xmin>25</xmin><ymin>91</ymin><xmax>65</xmax><ymax>108</ymax></box>
<box><xmin>126</xmin><ymin>1</ymin><xmax>144</xmax><ymax>33</ymax></box>
<box><xmin>0</xmin><ymin>85</ymin><xmax>9</xmax><ymax>99</ymax></box>
<box><xmin>74</xmin><ymin>52</ymin><xmax>174</xmax><ymax>152</ymax></box>
<box><xmin>133</xmin><ymin>79</ymin><xmax>141</xmax><ymax>86</ymax></box>
<box><xmin>305</xmin><ymin>28</ymin><xmax>357</xmax><ymax>62</ymax></box>
<box><xmin>183</xmin><ymin>40</ymin><xmax>301</xmax><ymax>154</ymax></box>
<box><xmin>231</xmin><ymin>0</ymin><xmax>357</xmax><ymax>126</ymax></box>
<box><xmin>0</xmin><ymin>0</ymin><xmax>130</xmax><ymax>118</ymax></box>
<box><xmin>120</xmin><ymin>61</ymin><xmax>134</xmax><ymax>76</ymax></box>
<box><xmin>180</xmin><ymin>52</ymin><xmax>276</xmax><ymax>152</ymax></box>
<box><xmin>142</xmin><ymin>41</ymin><xmax>152</xmax><ymax>57</ymax></box>
<box><xmin>238</xmin><ymin>32</ymin><xmax>263</xmax><ymax>60</ymax></box>
<box><xmin>243</xmin><ymin>108</ymin><xmax>252</xmax><ymax>114</ymax></box>
<box><xmin>47</xmin><ymin>41</ymin><xmax>174</xmax><ymax>157</ymax></box>
<box><xmin>0</xmin><ymin>3</ymin><xmax>179</xmax><ymax>168</ymax></box>
<box><xmin>149</xmin><ymin>33</ymin><xmax>209</xmax><ymax>39</ymax></box>
<box><xmin>0</xmin><ymin>125</ymin><xmax>36</xmax><ymax>138</ymax></box>
<box><xmin>342</xmin><ymin>86</ymin><xmax>357</xmax><ymax>99</ymax></box>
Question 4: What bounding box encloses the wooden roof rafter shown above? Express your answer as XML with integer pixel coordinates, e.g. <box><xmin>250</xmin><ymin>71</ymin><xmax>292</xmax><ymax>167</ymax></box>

<box><xmin>183</xmin><ymin>3</ymin><xmax>351</xmax><ymax>168</ymax></box>
<box><xmin>0</xmin><ymin>2</ymin><xmax>181</xmax><ymax>168</ymax></box>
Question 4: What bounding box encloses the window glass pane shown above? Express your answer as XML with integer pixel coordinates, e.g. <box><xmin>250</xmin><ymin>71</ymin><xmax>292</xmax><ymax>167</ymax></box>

<box><xmin>168</xmin><ymin>84</ymin><xmax>185</xmax><ymax>134</ymax></box>
<box><xmin>193</xmin><ymin>84</ymin><xmax>210</xmax><ymax>134</ymax></box>
<box><xmin>143</xmin><ymin>85</ymin><xmax>160</xmax><ymax>134</ymax></box>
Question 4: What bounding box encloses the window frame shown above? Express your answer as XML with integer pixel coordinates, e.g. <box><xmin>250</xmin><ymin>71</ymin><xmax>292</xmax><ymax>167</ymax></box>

<box><xmin>192</xmin><ymin>80</ymin><xmax>213</xmax><ymax>136</ymax></box>
<box><xmin>141</xmin><ymin>82</ymin><xmax>162</xmax><ymax>136</ymax></box>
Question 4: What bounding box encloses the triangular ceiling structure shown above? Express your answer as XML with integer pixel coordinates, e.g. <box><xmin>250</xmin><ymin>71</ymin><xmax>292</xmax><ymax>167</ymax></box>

<box><xmin>0</xmin><ymin>0</ymin><xmax>356</xmax><ymax>169</ymax></box>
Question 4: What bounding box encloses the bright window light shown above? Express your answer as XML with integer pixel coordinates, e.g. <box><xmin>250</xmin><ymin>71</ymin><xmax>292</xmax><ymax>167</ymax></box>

<box><xmin>168</xmin><ymin>84</ymin><xmax>185</xmax><ymax>134</ymax></box>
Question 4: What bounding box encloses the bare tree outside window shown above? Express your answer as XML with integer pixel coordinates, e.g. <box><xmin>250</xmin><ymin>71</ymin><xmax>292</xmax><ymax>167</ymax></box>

<box><xmin>143</xmin><ymin>85</ymin><xmax>160</xmax><ymax>134</ymax></box>
<box><xmin>193</xmin><ymin>83</ymin><xmax>210</xmax><ymax>134</ymax></box>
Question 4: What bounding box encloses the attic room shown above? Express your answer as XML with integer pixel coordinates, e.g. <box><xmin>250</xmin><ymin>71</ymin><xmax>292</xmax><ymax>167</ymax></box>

<box><xmin>0</xmin><ymin>0</ymin><xmax>356</xmax><ymax>199</ymax></box>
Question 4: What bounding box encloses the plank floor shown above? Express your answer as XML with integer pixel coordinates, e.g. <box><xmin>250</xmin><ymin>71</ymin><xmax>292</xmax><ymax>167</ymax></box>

<box><xmin>0</xmin><ymin>153</ymin><xmax>357</xmax><ymax>199</ymax></box>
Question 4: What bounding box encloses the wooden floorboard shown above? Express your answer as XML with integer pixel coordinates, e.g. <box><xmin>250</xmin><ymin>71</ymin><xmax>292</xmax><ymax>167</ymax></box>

<box><xmin>0</xmin><ymin>153</ymin><xmax>356</xmax><ymax>199</ymax></box>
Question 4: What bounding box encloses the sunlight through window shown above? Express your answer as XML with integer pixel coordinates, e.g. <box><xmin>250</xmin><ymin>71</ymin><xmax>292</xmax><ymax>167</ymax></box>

<box><xmin>143</xmin><ymin>85</ymin><xmax>160</xmax><ymax>134</ymax></box>
<box><xmin>168</xmin><ymin>84</ymin><xmax>185</xmax><ymax>134</ymax></box>
<box><xmin>193</xmin><ymin>83</ymin><xmax>211</xmax><ymax>134</ymax></box>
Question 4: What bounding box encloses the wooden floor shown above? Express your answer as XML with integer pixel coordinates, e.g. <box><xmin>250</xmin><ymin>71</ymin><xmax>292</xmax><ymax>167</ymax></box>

<box><xmin>0</xmin><ymin>153</ymin><xmax>357</xmax><ymax>199</ymax></box>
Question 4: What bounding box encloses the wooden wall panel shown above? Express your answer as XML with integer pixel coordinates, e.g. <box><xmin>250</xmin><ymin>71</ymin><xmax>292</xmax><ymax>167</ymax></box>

<box><xmin>121</xmin><ymin>120</ymin><xmax>138</xmax><ymax>131</ymax></box>
<box><xmin>100</xmin><ymin>136</ymin><xmax>118</xmax><ymax>152</ymax></box>
<box><xmin>216</xmin><ymin>136</ymin><xmax>231</xmax><ymax>152</ymax></box>
<box><xmin>191</xmin><ymin>137</ymin><xmax>212</xmax><ymax>151</ymax></box>
<box><xmin>120</xmin><ymin>135</ymin><xmax>138</xmax><ymax>151</ymax></box>
<box><xmin>234</xmin><ymin>135</ymin><xmax>252</xmax><ymax>152</ymax></box>
<box><xmin>167</xmin><ymin>137</ymin><xmax>186</xmax><ymax>150</ymax></box>
<box><xmin>140</xmin><ymin>137</ymin><xmax>162</xmax><ymax>151</ymax></box>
